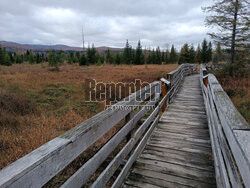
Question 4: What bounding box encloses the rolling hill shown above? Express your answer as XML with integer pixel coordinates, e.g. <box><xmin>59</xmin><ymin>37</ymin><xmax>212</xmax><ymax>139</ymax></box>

<box><xmin>0</xmin><ymin>41</ymin><xmax>123</xmax><ymax>53</ymax></box>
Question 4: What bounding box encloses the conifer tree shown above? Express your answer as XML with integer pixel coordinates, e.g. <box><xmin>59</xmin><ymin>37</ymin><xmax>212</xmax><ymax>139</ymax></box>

<box><xmin>149</xmin><ymin>49</ymin><xmax>157</xmax><ymax>64</ymax></box>
<box><xmin>15</xmin><ymin>54</ymin><xmax>23</xmax><ymax>64</ymax></box>
<box><xmin>123</xmin><ymin>40</ymin><xmax>132</xmax><ymax>64</ymax></box>
<box><xmin>155</xmin><ymin>47</ymin><xmax>162</xmax><ymax>64</ymax></box>
<box><xmin>201</xmin><ymin>39</ymin><xmax>209</xmax><ymax>64</ymax></box>
<box><xmin>165</xmin><ymin>49</ymin><xmax>170</xmax><ymax>64</ymax></box>
<box><xmin>169</xmin><ymin>45</ymin><xmax>178</xmax><ymax>63</ymax></box>
<box><xmin>203</xmin><ymin>0</ymin><xmax>249</xmax><ymax>68</ymax></box>
<box><xmin>189</xmin><ymin>44</ymin><xmax>196</xmax><ymax>64</ymax></box>
<box><xmin>28</xmin><ymin>51</ymin><xmax>35</xmax><ymax>64</ymax></box>
<box><xmin>75</xmin><ymin>51</ymin><xmax>80</xmax><ymax>62</ymax></box>
<box><xmin>0</xmin><ymin>45</ymin><xmax>5</xmax><ymax>65</ymax></box>
<box><xmin>208</xmin><ymin>42</ymin><xmax>213</xmax><ymax>62</ymax></box>
<box><xmin>213</xmin><ymin>42</ymin><xmax>223</xmax><ymax>64</ymax></box>
<box><xmin>4</xmin><ymin>53</ymin><xmax>11</xmax><ymax>66</ymax></box>
<box><xmin>36</xmin><ymin>53</ymin><xmax>41</xmax><ymax>64</ymax></box>
<box><xmin>134</xmin><ymin>40</ymin><xmax>144</xmax><ymax>65</ymax></box>
<box><xmin>58</xmin><ymin>50</ymin><xmax>65</xmax><ymax>64</ymax></box>
<box><xmin>48</xmin><ymin>50</ymin><xmax>59</xmax><ymax>70</ymax></box>
<box><xmin>8</xmin><ymin>52</ymin><xmax>15</xmax><ymax>64</ymax></box>
<box><xmin>87</xmin><ymin>44</ymin><xmax>97</xmax><ymax>65</ymax></box>
<box><xmin>195</xmin><ymin>45</ymin><xmax>202</xmax><ymax>64</ymax></box>
<box><xmin>178</xmin><ymin>43</ymin><xmax>190</xmax><ymax>64</ymax></box>
<box><xmin>105</xmin><ymin>49</ymin><xmax>114</xmax><ymax>64</ymax></box>
<box><xmin>115</xmin><ymin>53</ymin><xmax>122</xmax><ymax>65</ymax></box>
<box><xmin>79</xmin><ymin>54</ymin><xmax>87</xmax><ymax>66</ymax></box>
<box><xmin>67</xmin><ymin>52</ymin><xmax>73</xmax><ymax>64</ymax></box>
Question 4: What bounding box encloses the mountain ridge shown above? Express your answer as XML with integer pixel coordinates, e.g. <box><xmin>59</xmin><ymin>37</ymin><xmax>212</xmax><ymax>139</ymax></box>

<box><xmin>0</xmin><ymin>41</ymin><xmax>123</xmax><ymax>53</ymax></box>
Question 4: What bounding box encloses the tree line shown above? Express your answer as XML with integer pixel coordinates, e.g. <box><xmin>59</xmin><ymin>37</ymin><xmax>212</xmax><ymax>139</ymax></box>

<box><xmin>0</xmin><ymin>38</ymin><xmax>224</xmax><ymax>67</ymax></box>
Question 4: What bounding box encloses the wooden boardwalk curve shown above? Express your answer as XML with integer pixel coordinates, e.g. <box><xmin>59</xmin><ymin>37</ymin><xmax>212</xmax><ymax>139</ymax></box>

<box><xmin>1</xmin><ymin>64</ymin><xmax>249</xmax><ymax>188</ymax></box>
<box><xmin>123</xmin><ymin>74</ymin><xmax>216</xmax><ymax>188</ymax></box>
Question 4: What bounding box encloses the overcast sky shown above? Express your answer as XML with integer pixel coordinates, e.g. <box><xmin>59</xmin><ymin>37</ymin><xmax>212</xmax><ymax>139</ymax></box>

<box><xmin>0</xmin><ymin>0</ymin><xmax>212</xmax><ymax>49</ymax></box>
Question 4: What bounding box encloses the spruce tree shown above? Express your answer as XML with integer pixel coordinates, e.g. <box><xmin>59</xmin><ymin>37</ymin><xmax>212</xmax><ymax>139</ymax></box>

<box><xmin>67</xmin><ymin>52</ymin><xmax>73</xmax><ymax>64</ymax></box>
<box><xmin>155</xmin><ymin>47</ymin><xmax>161</xmax><ymax>64</ymax></box>
<box><xmin>213</xmin><ymin>42</ymin><xmax>222</xmax><ymax>64</ymax></box>
<box><xmin>48</xmin><ymin>50</ymin><xmax>59</xmax><ymax>70</ymax></box>
<box><xmin>36</xmin><ymin>53</ymin><xmax>41</xmax><ymax>64</ymax></box>
<box><xmin>79</xmin><ymin>54</ymin><xmax>87</xmax><ymax>66</ymax></box>
<box><xmin>4</xmin><ymin>53</ymin><xmax>11</xmax><ymax>66</ymax></box>
<box><xmin>134</xmin><ymin>40</ymin><xmax>144</xmax><ymax>65</ymax></box>
<box><xmin>115</xmin><ymin>53</ymin><xmax>122</xmax><ymax>65</ymax></box>
<box><xmin>58</xmin><ymin>50</ymin><xmax>65</xmax><ymax>64</ymax></box>
<box><xmin>0</xmin><ymin>45</ymin><xmax>5</xmax><ymax>65</ymax></box>
<box><xmin>75</xmin><ymin>52</ymin><xmax>80</xmax><ymax>62</ymax></box>
<box><xmin>208</xmin><ymin>42</ymin><xmax>213</xmax><ymax>62</ymax></box>
<box><xmin>195</xmin><ymin>45</ymin><xmax>202</xmax><ymax>64</ymax></box>
<box><xmin>105</xmin><ymin>49</ymin><xmax>114</xmax><ymax>64</ymax></box>
<box><xmin>87</xmin><ymin>44</ymin><xmax>97</xmax><ymax>65</ymax></box>
<box><xmin>165</xmin><ymin>49</ymin><xmax>170</xmax><ymax>64</ymax></box>
<box><xmin>16</xmin><ymin>54</ymin><xmax>23</xmax><ymax>64</ymax></box>
<box><xmin>28</xmin><ymin>51</ymin><xmax>35</xmax><ymax>64</ymax></box>
<box><xmin>169</xmin><ymin>45</ymin><xmax>178</xmax><ymax>63</ymax></box>
<box><xmin>150</xmin><ymin>49</ymin><xmax>157</xmax><ymax>64</ymax></box>
<box><xmin>201</xmin><ymin>39</ymin><xmax>209</xmax><ymax>64</ymax></box>
<box><xmin>123</xmin><ymin>40</ymin><xmax>132</xmax><ymax>64</ymax></box>
<box><xmin>8</xmin><ymin>52</ymin><xmax>15</xmax><ymax>64</ymax></box>
<box><xmin>189</xmin><ymin>44</ymin><xmax>196</xmax><ymax>64</ymax></box>
<box><xmin>178</xmin><ymin>43</ymin><xmax>189</xmax><ymax>64</ymax></box>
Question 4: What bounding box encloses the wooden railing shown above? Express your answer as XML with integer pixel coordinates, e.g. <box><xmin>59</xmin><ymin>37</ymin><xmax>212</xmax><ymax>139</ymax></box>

<box><xmin>205</xmin><ymin>63</ymin><xmax>224</xmax><ymax>71</ymax></box>
<box><xmin>0</xmin><ymin>64</ymin><xmax>199</xmax><ymax>188</ymax></box>
<box><xmin>200</xmin><ymin>65</ymin><xmax>250</xmax><ymax>188</ymax></box>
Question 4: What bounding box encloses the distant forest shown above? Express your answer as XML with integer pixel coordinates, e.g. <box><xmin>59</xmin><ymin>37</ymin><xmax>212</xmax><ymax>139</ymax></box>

<box><xmin>0</xmin><ymin>39</ymin><xmax>228</xmax><ymax>67</ymax></box>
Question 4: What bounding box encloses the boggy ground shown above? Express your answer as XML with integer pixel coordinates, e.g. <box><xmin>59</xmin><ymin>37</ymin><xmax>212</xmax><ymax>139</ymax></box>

<box><xmin>0</xmin><ymin>63</ymin><xmax>177</xmax><ymax>169</ymax></box>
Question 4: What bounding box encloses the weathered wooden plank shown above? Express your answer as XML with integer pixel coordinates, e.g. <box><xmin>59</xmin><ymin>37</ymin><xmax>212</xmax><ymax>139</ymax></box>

<box><xmin>126</xmin><ymin>172</ymin><xmax>194</xmax><ymax>188</ymax></box>
<box><xmin>124</xmin><ymin>179</ymin><xmax>162</xmax><ymax>188</ymax></box>
<box><xmin>163</xmin><ymin>111</ymin><xmax>207</xmax><ymax>119</ymax></box>
<box><xmin>131</xmin><ymin>167</ymin><xmax>215</xmax><ymax>187</ymax></box>
<box><xmin>145</xmin><ymin>145</ymin><xmax>213</xmax><ymax>160</ymax></box>
<box><xmin>61</xmin><ymin>96</ymin><xmax>160</xmax><ymax>188</ymax></box>
<box><xmin>207</xmin><ymin>83</ymin><xmax>243</xmax><ymax>188</ymax></box>
<box><xmin>208</xmin><ymin>74</ymin><xmax>248</xmax><ymax>130</ymax></box>
<box><xmin>155</xmin><ymin>126</ymin><xmax>210</xmax><ymax>137</ymax></box>
<box><xmin>111</xmin><ymin>116</ymin><xmax>159</xmax><ymax>188</ymax></box>
<box><xmin>91</xmin><ymin>106</ymin><xmax>160</xmax><ymax>188</ymax></box>
<box><xmin>135</xmin><ymin>158</ymin><xmax>216</xmax><ymax>183</ymax></box>
<box><xmin>140</xmin><ymin>151</ymin><xmax>214</xmax><ymax>171</ymax></box>
<box><xmin>0</xmin><ymin>137</ymin><xmax>71</xmax><ymax>188</ymax></box>
<box><xmin>203</xmin><ymin>76</ymin><xmax>230</xmax><ymax>187</ymax></box>
<box><xmin>152</xmin><ymin>131</ymin><xmax>211</xmax><ymax>144</ymax></box>
<box><xmin>150</xmin><ymin>137</ymin><xmax>212</xmax><ymax>150</ymax></box>
<box><xmin>208</xmin><ymin>74</ymin><xmax>250</xmax><ymax>186</ymax></box>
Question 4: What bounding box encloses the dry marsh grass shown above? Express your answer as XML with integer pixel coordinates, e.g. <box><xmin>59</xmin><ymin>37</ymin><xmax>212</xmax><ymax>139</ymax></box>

<box><xmin>0</xmin><ymin>63</ymin><xmax>177</xmax><ymax>169</ymax></box>
<box><xmin>215</xmin><ymin>68</ymin><xmax>250</xmax><ymax>124</ymax></box>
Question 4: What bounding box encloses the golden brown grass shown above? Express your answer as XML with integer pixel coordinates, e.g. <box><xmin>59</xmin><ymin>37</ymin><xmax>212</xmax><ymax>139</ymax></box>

<box><xmin>0</xmin><ymin>63</ymin><xmax>177</xmax><ymax>169</ymax></box>
<box><xmin>216</xmin><ymin>68</ymin><xmax>250</xmax><ymax>124</ymax></box>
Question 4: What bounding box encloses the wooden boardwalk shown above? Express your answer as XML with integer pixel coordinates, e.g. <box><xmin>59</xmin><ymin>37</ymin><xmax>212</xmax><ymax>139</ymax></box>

<box><xmin>1</xmin><ymin>64</ymin><xmax>248</xmax><ymax>188</ymax></box>
<box><xmin>123</xmin><ymin>74</ymin><xmax>216</xmax><ymax>188</ymax></box>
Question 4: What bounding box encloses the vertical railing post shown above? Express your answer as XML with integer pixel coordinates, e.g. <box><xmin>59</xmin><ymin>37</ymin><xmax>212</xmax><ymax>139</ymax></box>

<box><xmin>161</xmin><ymin>82</ymin><xmax>167</xmax><ymax>112</ymax></box>
<box><xmin>125</xmin><ymin>113</ymin><xmax>132</xmax><ymax>141</ymax></box>
<box><xmin>160</xmin><ymin>78</ymin><xmax>170</xmax><ymax>112</ymax></box>
<box><xmin>204</xmin><ymin>76</ymin><xmax>208</xmax><ymax>87</ymax></box>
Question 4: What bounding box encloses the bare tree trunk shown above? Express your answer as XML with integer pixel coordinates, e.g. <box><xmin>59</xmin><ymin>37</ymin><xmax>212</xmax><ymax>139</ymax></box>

<box><xmin>230</xmin><ymin>0</ymin><xmax>239</xmax><ymax>75</ymax></box>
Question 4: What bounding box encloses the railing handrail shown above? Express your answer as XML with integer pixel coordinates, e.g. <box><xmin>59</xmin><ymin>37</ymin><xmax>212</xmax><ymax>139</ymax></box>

<box><xmin>200</xmin><ymin>64</ymin><xmax>250</xmax><ymax>188</ymax></box>
<box><xmin>0</xmin><ymin>64</ymin><xmax>199</xmax><ymax>188</ymax></box>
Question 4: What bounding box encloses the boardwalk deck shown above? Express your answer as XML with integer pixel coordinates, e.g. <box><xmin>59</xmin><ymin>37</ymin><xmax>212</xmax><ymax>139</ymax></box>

<box><xmin>123</xmin><ymin>74</ymin><xmax>216</xmax><ymax>188</ymax></box>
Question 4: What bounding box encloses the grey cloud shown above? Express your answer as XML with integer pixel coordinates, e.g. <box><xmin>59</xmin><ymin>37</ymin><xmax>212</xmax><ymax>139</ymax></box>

<box><xmin>0</xmin><ymin>0</ymin><xmax>212</xmax><ymax>49</ymax></box>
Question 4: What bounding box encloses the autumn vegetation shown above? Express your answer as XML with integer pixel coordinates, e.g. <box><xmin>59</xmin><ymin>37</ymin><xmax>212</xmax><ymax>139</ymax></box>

<box><xmin>0</xmin><ymin>63</ymin><xmax>178</xmax><ymax>169</ymax></box>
